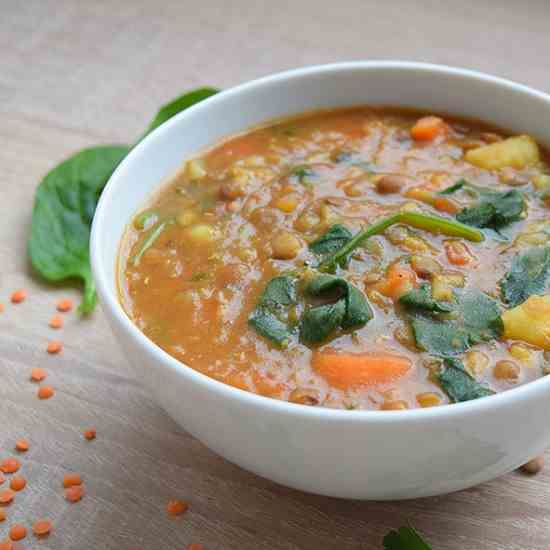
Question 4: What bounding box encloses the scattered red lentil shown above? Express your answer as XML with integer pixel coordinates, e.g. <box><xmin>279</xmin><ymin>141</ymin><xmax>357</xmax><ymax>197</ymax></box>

<box><xmin>48</xmin><ymin>315</ymin><xmax>63</xmax><ymax>329</ymax></box>
<box><xmin>0</xmin><ymin>303</ymin><xmax>4</xmax><ymax>313</ymax></box>
<box><xmin>46</xmin><ymin>341</ymin><xmax>63</xmax><ymax>354</ymax></box>
<box><xmin>0</xmin><ymin>472</ymin><xmax>5</xmax><ymax>485</ymax></box>
<box><xmin>56</xmin><ymin>299</ymin><xmax>73</xmax><ymax>313</ymax></box>
<box><xmin>9</xmin><ymin>477</ymin><xmax>26</xmax><ymax>492</ymax></box>
<box><xmin>9</xmin><ymin>525</ymin><xmax>26</xmax><ymax>542</ymax></box>
<box><xmin>30</xmin><ymin>368</ymin><xmax>47</xmax><ymax>382</ymax></box>
<box><xmin>32</xmin><ymin>519</ymin><xmax>52</xmax><ymax>537</ymax></box>
<box><xmin>64</xmin><ymin>485</ymin><xmax>84</xmax><ymax>503</ymax></box>
<box><xmin>83</xmin><ymin>428</ymin><xmax>96</xmax><ymax>441</ymax></box>
<box><xmin>0</xmin><ymin>489</ymin><xmax>15</xmax><ymax>504</ymax></box>
<box><xmin>166</xmin><ymin>499</ymin><xmax>188</xmax><ymax>516</ymax></box>
<box><xmin>63</xmin><ymin>473</ymin><xmax>82</xmax><ymax>488</ymax></box>
<box><xmin>0</xmin><ymin>540</ymin><xmax>12</xmax><ymax>550</ymax></box>
<box><xmin>10</xmin><ymin>290</ymin><xmax>27</xmax><ymax>304</ymax></box>
<box><xmin>0</xmin><ymin>459</ymin><xmax>20</xmax><ymax>475</ymax></box>
<box><xmin>37</xmin><ymin>386</ymin><xmax>55</xmax><ymax>400</ymax></box>
<box><xmin>0</xmin><ymin>509</ymin><xmax>5</xmax><ymax>521</ymax></box>
<box><xmin>14</xmin><ymin>440</ymin><xmax>29</xmax><ymax>453</ymax></box>
<box><xmin>188</xmin><ymin>544</ymin><xmax>204</xmax><ymax>550</ymax></box>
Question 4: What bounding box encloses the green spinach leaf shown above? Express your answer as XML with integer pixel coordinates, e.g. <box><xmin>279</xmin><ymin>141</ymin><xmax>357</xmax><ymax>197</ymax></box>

<box><xmin>438</xmin><ymin>357</ymin><xmax>494</xmax><ymax>403</ymax></box>
<box><xmin>410</xmin><ymin>289</ymin><xmax>503</xmax><ymax>355</ymax></box>
<box><xmin>399</xmin><ymin>283</ymin><xmax>453</xmax><ymax>313</ymax></box>
<box><xmin>383</xmin><ymin>526</ymin><xmax>432</xmax><ymax>550</ymax></box>
<box><xmin>500</xmin><ymin>246</ymin><xmax>550</xmax><ymax>307</ymax></box>
<box><xmin>29</xmin><ymin>88</ymin><xmax>219</xmax><ymax>313</ymax></box>
<box><xmin>300</xmin><ymin>274</ymin><xmax>372</xmax><ymax>343</ymax></box>
<box><xmin>309</xmin><ymin>224</ymin><xmax>353</xmax><ymax>260</ymax></box>
<box><xmin>248</xmin><ymin>276</ymin><xmax>298</xmax><ymax>347</ymax></box>
<box><xmin>29</xmin><ymin>146</ymin><xmax>130</xmax><ymax>313</ymax></box>
<box><xmin>290</xmin><ymin>165</ymin><xmax>319</xmax><ymax>186</ymax></box>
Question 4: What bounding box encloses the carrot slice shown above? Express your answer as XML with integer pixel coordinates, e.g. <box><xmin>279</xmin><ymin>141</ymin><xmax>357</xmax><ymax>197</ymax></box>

<box><xmin>444</xmin><ymin>240</ymin><xmax>474</xmax><ymax>266</ymax></box>
<box><xmin>373</xmin><ymin>263</ymin><xmax>417</xmax><ymax>300</ymax></box>
<box><xmin>410</xmin><ymin>116</ymin><xmax>447</xmax><ymax>141</ymax></box>
<box><xmin>312</xmin><ymin>351</ymin><xmax>412</xmax><ymax>390</ymax></box>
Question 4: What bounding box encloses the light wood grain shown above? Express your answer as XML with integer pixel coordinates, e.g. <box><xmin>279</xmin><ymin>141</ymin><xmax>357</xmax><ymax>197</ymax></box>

<box><xmin>1</xmin><ymin>1</ymin><xmax>550</xmax><ymax>548</ymax></box>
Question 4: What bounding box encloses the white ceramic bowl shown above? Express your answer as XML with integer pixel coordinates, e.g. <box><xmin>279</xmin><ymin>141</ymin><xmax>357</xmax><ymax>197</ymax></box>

<box><xmin>91</xmin><ymin>61</ymin><xmax>550</xmax><ymax>500</ymax></box>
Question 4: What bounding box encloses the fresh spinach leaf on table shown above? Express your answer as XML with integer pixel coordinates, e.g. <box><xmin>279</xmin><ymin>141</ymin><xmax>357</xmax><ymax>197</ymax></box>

<box><xmin>409</xmin><ymin>289</ymin><xmax>503</xmax><ymax>355</ymax></box>
<box><xmin>383</xmin><ymin>525</ymin><xmax>432</xmax><ymax>550</ymax></box>
<box><xmin>248</xmin><ymin>275</ymin><xmax>298</xmax><ymax>348</ymax></box>
<box><xmin>299</xmin><ymin>274</ymin><xmax>373</xmax><ymax>343</ymax></box>
<box><xmin>438</xmin><ymin>357</ymin><xmax>494</xmax><ymax>403</ymax></box>
<box><xmin>29</xmin><ymin>87</ymin><xmax>219</xmax><ymax>313</ymax></box>
<box><xmin>500</xmin><ymin>246</ymin><xmax>550</xmax><ymax>307</ymax></box>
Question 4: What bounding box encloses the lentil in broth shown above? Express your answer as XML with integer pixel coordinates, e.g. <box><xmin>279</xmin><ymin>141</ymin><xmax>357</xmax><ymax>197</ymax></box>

<box><xmin>121</xmin><ymin>107</ymin><xmax>550</xmax><ymax>410</ymax></box>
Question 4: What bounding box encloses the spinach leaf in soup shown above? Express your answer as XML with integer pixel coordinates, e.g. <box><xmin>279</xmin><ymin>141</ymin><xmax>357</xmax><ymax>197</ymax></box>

<box><xmin>500</xmin><ymin>246</ymin><xmax>550</xmax><ymax>307</ymax></box>
<box><xmin>438</xmin><ymin>357</ymin><xmax>494</xmax><ymax>403</ymax></box>
<box><xmin>29</xmin><ymin>146</ymin><xmax>130</xmax><ymax>313</ymax></box>
<box><xmin>300</xmin><ymin>274</ymin><xmax>373</xmax><ymax>343</ymax></box>
<box><xmin>409</xmin><ymin>289</ymin><xmax>503</xmax><ymax>356</ymax></box>
<box><xmin>399</xmin><ymin>283</ymin><xmax>453</xmax><ymax>314</ymax></box>
<box><xmin>309</xmin><ymin>224</ymin><xmax>353</xmax><ymax>261</ymax></box>
<box><xmin>29</xmin><ymin>88</ymin><xmax>219</xmax><ymax>313</ymax></box>
<box><xmin>248</xmin><ymin>275</ymin><xmax>298</xmax><ymax>347</ymax></box>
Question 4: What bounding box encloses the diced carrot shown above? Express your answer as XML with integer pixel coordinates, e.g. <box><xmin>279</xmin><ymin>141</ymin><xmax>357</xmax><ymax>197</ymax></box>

<box><xmin>63</xmin><ymin>473</ymin><xmax>82</xmax><ymax>488</ymax></box>
<box><xmin>373</xmin><ymin>263</ymin><xmax>417</xmax><ymax>300</ymax></box>
<box><xmin>30</xmin><ymin>368</ymin><xmax>46</xmax><ymax>382</ymax></box>
<box><xmin>32</xmin><ymin>519</ymin><xmax>52</xmax><ymax>537</ymax></box>
<box><xmin>312</xmin><ymin>350</ymin><xmax>412</xmax><ymax>390</ymax></box>
<box><xmin>167</xmin><ymin>499</ymin><xmax>189</xmax><ymax>516</ymax></box>
<box><xmin>83</xmin><ymin>428</ymin><xmax>96</xmax><ymax>441</ymax></box>
<box><xmin>56</xmin><ymin>299</ymin><xmax>73</xmax><ymax>313</ymax></box>
<box><xmin>410</xmin><ymin>116</ymin><xmax>447</xmax><ymax>141</ymax></box>
<box><xmin>9</xmin><ymin>477</ymin><xmax>26</xmax><ymax>492</ymax></box>
<box><xmin>49</xmin><ymin>315</ymin><xmax>63</xmax><ymax>329</ymax></box>
<box><xmin>9</xmin><ymin>525</ymin><xmax>26</xmax><ymax>541</ymax></box>
<box><xmin>0</xmin><ymin>459</ymin><xmax>20</xmax><ymax>474</ymax></box>
<box><xmin>46</xmin><ymin>341</ymin><xmax>63</xmax><ymax>354</ymax></box>
<box><xmin>444</xmin><ymin>240</ymin><xmax>474</xmax><ymax>266</ymax></box>
<box><xmin>433</xmin><ymin>196</ymin><xmax>459</xmax><ymax>214</ymax></box>
<box><xmin>37</xmin><ymin>386</ymin><xmax>55</xmax><ymax>400</ymax></box>
<box><xmin>10</xmin><ymin>290</ymin><xmax>27</xmax><ymax>304</ymax></box>
<box><xmin>15</xmin><ymin>440</ymin><xmax>29</xmax><ymax>453</ymax></box>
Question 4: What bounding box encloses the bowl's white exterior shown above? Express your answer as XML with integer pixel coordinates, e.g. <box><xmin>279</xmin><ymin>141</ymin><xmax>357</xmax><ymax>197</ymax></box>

<box><xmin>91</xmin><ymin>62</ymin><xmax>550</xmax><ymax>500</ymax></box>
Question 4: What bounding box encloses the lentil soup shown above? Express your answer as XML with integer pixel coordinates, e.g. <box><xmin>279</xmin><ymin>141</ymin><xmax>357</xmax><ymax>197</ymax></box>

<box><xmin>120</xmin><ymin>107</ymin><xmax>550</xmax><ymax>410</ymax></box>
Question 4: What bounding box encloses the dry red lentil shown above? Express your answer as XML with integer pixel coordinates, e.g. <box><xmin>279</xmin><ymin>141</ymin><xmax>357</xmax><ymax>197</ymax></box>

<box><xmin>10</xmin><ymin>290</ymin><xmax>26</xmax><ymax>304</ymax></box>
<box><xmin>8</xmin><ymin>525</ymin><xmax>26</xmax><ymax>542</ymax></box>
<box><xmin>63</xmin><ymin>473</ymin><xmax>82</xmax><ymax>488</ymax></box>
<box><xmin>30</xmin><ymin>368</ymin><xmax>46</xmax><ymax>382</ymax></box>
<box><xmin>83</xmin><ymin>428</ymin><xmax>96</xmax><ymax>441</ymax></box>
<box><xmin>32</xmin><ymin>519</ymin><xmax>52</xmax><ymax>537</ymax></box>
<box><xmin>37</xmin><ymin>386</ymin><xmax>55</xmax><ymax>400</ymax></box>
<box><xmin>0</xmin><ymin>459</ymin><xmax>20</xmax><ymax>475</ymax></box>
<box><xmin>14</xmin><ymin>440</ymin><xmax>29</xmax><ymax>453</ymax></box>
<box><xmin>46</xmin><ymin>341</ymin><xmax>63</xmax><ymax>354</ymax></box>
<box><xmin>64</xmin><ymin>485</ymin><xmax>84</xmax><ymax>503</ymax></box>
<box><xmin>48</xmin><ymin>315</ymin><xmax>63</xmax><ymax>329</ymax></box>
<box><xmin>56</xmin><ymin>299</ymin><xmax>73</xmax><ymax>313</ymax></box>
<box><xmin>0</xmin><ymin>489</ymin><xmax>15</xmax><ymax>504</ymax></box>
<box><xmin>0</xmin><ymin>472</ymin><xmax>5</xmax><ymax>485</ymax></box>
<box><xmin>188</xmin><ymin>544</ymin><xmax>204</xmax><ymax>550</ymax></box>
<box><xmin>167</xmin><ymin>499</ymin><xmax>188</xmax><ymax>516</ymax></box>
<box><xmin>0</xmin><ymin>540</ymin><xmax>12</xmax><ymax>550</ymax></box>
<box><xmin>0</xmin><ymin>509</ymin><xmax>6</xmax><ymax>521</ymax></box>
<box><xmin>9</xmin><ymin>478</ymin><xmax>26</xmax><ymax>493</ymax></box>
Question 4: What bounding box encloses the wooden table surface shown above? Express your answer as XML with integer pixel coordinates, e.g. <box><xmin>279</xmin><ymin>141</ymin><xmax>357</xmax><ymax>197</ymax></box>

<box><xmin>2</xmin><ymin>1</ymin><xmax>550</xmax><ymax>548</ymax></box>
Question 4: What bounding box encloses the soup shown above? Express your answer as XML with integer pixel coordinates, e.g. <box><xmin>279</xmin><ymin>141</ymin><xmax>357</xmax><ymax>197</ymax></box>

<box><xmin>120</xmin><ymin>107</ymin><xmax>550</xmax><ymax>410</ymax></box>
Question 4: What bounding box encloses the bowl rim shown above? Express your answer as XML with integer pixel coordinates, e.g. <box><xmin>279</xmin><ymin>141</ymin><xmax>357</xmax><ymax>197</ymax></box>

<box><xmin>91</xmin><ymin>60</ymin><xmax>550</xmax><ymax>423</ymax></box>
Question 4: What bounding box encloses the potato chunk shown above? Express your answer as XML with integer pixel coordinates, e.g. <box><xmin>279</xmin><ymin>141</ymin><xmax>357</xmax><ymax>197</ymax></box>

<box><xmin>465</xmin><ymin>135</ymin><xmax>540</xmax><ymax>170</ymax></box>
<box><xmin>502</xmin><ymin>295</ymin><xmax>550</xmax><ymax>350</ymax></box>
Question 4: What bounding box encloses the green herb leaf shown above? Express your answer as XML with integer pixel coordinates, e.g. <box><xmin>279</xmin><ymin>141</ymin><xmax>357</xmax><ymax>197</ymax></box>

<box><xmin>319</xmin><ymin>212</ymin><xmax>484</xmax><ymax>273</ymax></box>
<box><xmin>248</xmin><ymin>276</ymin><xmax>298</xmax><ymax>347</ymax></box>
<box><xmin>299</xmin><ymin>274</ymin><xmax>372</xmax><ymax>343</ymax></box>
<box><xmin>399</xmin><ymin>283</ymin><xmax>453</xmax><ymax>313</ymax></box>
<box><xmin>383</xmin><ymin>526</ymin><xmax>432</xmax><ymax>550</ymax></box>
<box><xmin>29</xmin><ymin>145</ymin><xmax>130</xmax><ymax>314</ymax></box>
<box><xmin>309</xmin><ymin>224</ymin><xmax>353</xmax><ymax>261</ymax></box>
<box><xmin>500</xmin><ymin>246</ymin><xmax>550</xmax><ymax>307</ymax></box>
<box><xmin>29</xmin><ymin>88</ymin><xmax>218</xmax><ymax>313</ymax></box>
<box><xmin>131</xmin><ymin>221</ymin><xmax>171</xmax><ymax>266</ymax></box>
<box><xmin>290</xmin><ymin>165</ymin><xmax>319</xmax><ymax>186</ymax></box>
<box><xmin>410</xmin><ymin>289</ymin><xmax>503</xmax><ymax>355</ymax></box>
<box><xmin>438</xmin><ymin>357</ymin><xmax>494</xmax><ymax>403</ymax></box>
<box><xmin>140</xmin><ymin>87</ymin><xmax>219</xmax><ymax>140</ymax></box>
